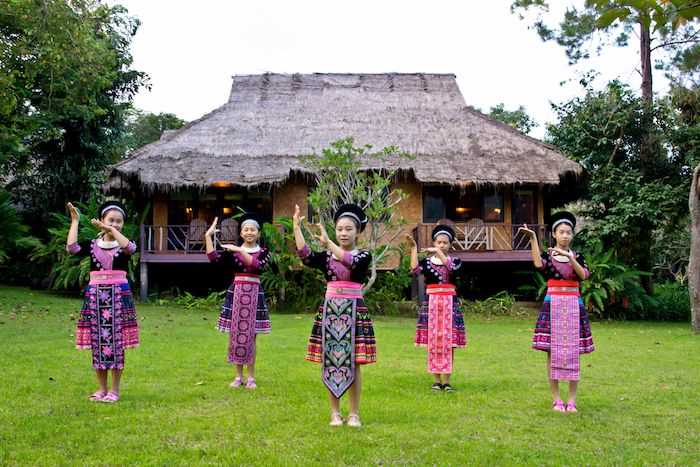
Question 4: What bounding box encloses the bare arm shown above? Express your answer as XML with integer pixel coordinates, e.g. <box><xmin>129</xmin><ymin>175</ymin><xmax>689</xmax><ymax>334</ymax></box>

<box><xmin>518</xmin><ymin>224</ymin><xmax>542</xmax><ymax>269</ymax></box>
<box><xmin>91</xmin><ymin>219</ymin><xmax>132</xmax><ymax>249</ymax></box>
<box><xmin>292</xmin><ymin>204</ymin><xmax>307</xmax><ymax>250</ymax></box>
<box><xmin>405</xmin><ymin>234</ymin><xmax>418</xmax><ymax>270</ymax></box>
<box><xmin>66</xmin><ymin>203</ymin><xmax>80</xmax><ymax>247</ymax></box>
<box><xmin>205</xmin><ymin>217</ymin><xmax>219</xmax><ymax>254</ymax></box>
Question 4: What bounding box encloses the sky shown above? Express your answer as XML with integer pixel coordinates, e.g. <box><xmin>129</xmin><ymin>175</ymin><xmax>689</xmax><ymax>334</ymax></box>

<box><xmin>115</xmin><ymin>0</ymin><xmax>670</xmax><ymax>139</ymax></box>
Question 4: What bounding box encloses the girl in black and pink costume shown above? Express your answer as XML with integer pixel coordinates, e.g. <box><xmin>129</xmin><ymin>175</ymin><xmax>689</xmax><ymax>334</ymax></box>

<box><xmin>66</xmin><ymin>201</ymin><xmax>139</xmax><ymax>403</ymax></box>
<box><xmin>205</xmin><ymin>214</ymin><xmax>271</xmax><ymax>389</ymax></box>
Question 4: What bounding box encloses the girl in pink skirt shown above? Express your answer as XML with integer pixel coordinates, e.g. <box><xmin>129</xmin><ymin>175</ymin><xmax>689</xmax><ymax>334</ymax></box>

<box><xmin>519</xmin><ymin>211</ymin><xmax>594</xmax><ymax>413</ymax></box>
<box><xmin>406</xmin><ymin>225</ymin><xmax>467</xmax><ymax>392</ymax></box>
<box><xmin>205</xmin><ymin>214</ymin><xmax>271</xmax><ymax>389</ymax></box>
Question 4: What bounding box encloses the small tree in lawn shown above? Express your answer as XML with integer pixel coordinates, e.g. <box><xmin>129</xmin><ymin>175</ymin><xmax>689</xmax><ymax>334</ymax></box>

<box><xmin>301</xmin><ymin>137</ymin><xmax>410</xmax><ymax>290</ymax></box>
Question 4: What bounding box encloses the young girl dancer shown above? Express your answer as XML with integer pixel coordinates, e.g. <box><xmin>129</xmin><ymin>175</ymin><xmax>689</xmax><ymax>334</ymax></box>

<box><xmin>66</xmin><ymin>200</ymin><xmax>139</xmax><ymax>403</ymax></box>
<box><xmin>406</xmin><ymin>225</ymin><xmax>467</xmax><ymax>392</ymax></box>
<box><xmin>519</xmin><ymin>211</ymin><xmax>595</xmax><ymax>413</ymax></box>
<box><xmin>205</xmin><ymin>214</ymin><xmax>271</xmax><ymax>389</ymax></box>
<box><xmin>293</xmin><ymin>203</ymin><xmax>376</xmax><ymax>427</ymax></box>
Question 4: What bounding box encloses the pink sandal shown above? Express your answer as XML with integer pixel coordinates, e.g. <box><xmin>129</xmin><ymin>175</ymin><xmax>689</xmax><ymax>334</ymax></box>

<box><xmin>229</xmin><ymin>377</ymin><xmax>243</xmax><ymax>388</ymax></box>
<box><xmin>566</xmin><ymin>401</ymin><xmax>578</xmax><ymax>413</ymax></box>
<box><xmin>552</xmin><ymin>400</ymin><xmax>566</xmax><ymax>412</ymax></box>
<box><xmin>89</xmin><ymin>391</ymin><xmax>106</xmax><ymax>402</ymax></box>
<box><xmin>100</xmin><ymin>392</ymin><xmax>119</xmax><ymax>403</ymax></box>
<box><xmin>245</xmin><ymin>378</ymin><xmax>257</xmax><ymax>389</ymax></box>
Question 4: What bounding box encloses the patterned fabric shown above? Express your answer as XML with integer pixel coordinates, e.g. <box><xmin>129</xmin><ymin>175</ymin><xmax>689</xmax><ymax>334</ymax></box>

<box><xmin>224</xmin><ymin>275</ymin><xmax>260</xmax><ymax>365</ymax></box>
<box><xmin>297</xmin><ymin>245</ymin><xmax>372</xmax><ymax>283</ymax></box>
<box><xmin>549</xmin><ymin>290</ymin><xmax>581</xmax><ymax>381</ymax></box>
<box><xmin>67</xmin><ymin>239</ymin><xmax>137</xmax><ymax>272</ymax></box>
<box><xmin>299</xmin><ymin>245</ymin><xmax>377</xmax><ymax>373</ymax></box>
<box><xmin>217</xmin><ymin>285</ymin><xmax>270</xmax><ymax>334</ymax></box>
<box><xmin>412</xmin><ymin>255</ymin><xmax>463</xmax><ymax>285</ymax></box>
<box><xmin>532</xmin><ymin>299</ymin><xmax>595</xmax><ymax>355</ymax></box>
<box><xmin>209</xmin><ymin>247</ymin><xmax>272</xmax><ymax>336</ymax></box>
<box><xmin>537</xmin><ymin>251</ymin><xmax>590</xmax><ymax>281</ymax></box>
<box><xmin>70</xmin><ymin>241</ymin><xmax>138</xmax><ymax>371</ymax></box>
<box><xmin>415</xmin><ymin>298</ymin><xmax>467</xmax><ymax>348</ymax></box>
<box><xmin>321</xmin><ymin>293</ymin><xmax>357</xmax><ymax>398</ymax></box>
<box><xmin>306</xmin><ymin>301</ymin><xmax>376</xmax><ymax>365</ymax></box>
<box><xmin>426</xmin><ymin>285</ymin><xmax>454</xmax><ymax>374</ymax></box>
<box><xmin>76</xmin><ymin>281</ymin><xmax>139</xmax><ymax>370</ymax></box>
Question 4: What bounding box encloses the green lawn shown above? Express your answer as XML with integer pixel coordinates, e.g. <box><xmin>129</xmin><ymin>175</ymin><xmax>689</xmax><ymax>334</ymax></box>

<box><xmin>0</xmin><ymin>285</ymin><xmax>698</xmax><ymax>466</ymax></box>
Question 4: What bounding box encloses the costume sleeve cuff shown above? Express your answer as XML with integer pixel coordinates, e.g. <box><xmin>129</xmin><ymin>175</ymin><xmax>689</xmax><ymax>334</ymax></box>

<box><xmin>66</xmin><ymin>243</ymin><xmax>81</xmax><ymax>254</ymax></box>
<box><xmin>207</xmin><ymin>251</ymin><xmax>220</xmax><ymax>263</ymax></box>
<box><xmin>297</xmin><ymin>245</ymin><xmax>311</xmax><ymax>259</ymax></box>
<box><xmin>125</xmin><ymin>241</ymin><xmax>137</xmax><ymax>255</ymax></box>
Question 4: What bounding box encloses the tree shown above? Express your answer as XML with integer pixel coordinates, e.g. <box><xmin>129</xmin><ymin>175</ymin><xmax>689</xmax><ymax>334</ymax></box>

<box><xmin>301</xmin><ymin>137</ymin><xmax>410</xmax><ymax>290</ymax></box>
<box><xmin>689</xmin><ymin>164</ymin><xmax>700</xmax><ymax>332</ymax></box>
<box><xmin>0</xmin><ymin>0</ymin><xmax>148</xmax><ymax>226</ymax></box>
<box><xmin>546</xmin><ymin>80</ymin><xmax>686</xmax><ymax>289</ymax></box>
<box><xmin>511</xmin><ymin>0</ymin><xmax>700</xmax><ymax>175</ymax></box>
<box><xmin>485</xmin><ymin>103</ymin><xmax>538</xmax><ymax>134</ymax></box>
<box><xmin>122</xmin><ymin>109</ymin><xmax>186</xmax><ymax>154</ymax></box>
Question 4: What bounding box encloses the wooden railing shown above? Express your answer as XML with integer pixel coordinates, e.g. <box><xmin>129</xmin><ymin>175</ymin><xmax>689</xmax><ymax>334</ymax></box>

<box><xmin>140</xmin><ymin>223</ymin><xmax>285</xmax><ymax>255</ymax></box>
<box><xmin>414</xmin><ymin>223</ymin><xmax>549</xmax><ymax>252</ymax></box>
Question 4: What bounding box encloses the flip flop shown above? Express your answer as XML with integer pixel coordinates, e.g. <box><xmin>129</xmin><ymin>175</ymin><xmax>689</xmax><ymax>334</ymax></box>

<box><xmin>245</xmin><ymin>378</ymin><xmax>257</xmax><ymax>389</ymax></box>
<box><xmin>89</xmin><ymin>391</ymin><xmax>106</xmax><ymax>402</ymax></box>
<box><xmin>100</xmin><ymin>392</ymin><xmax>119</xmax><ymax>403</ymax></box>
<box><xmin>552</xmin><ymin>399</ymin><xmax>565</xmax><ymax>412</ymax></box>
<box><xmin>566</xmin><ymin>401</ymin><xmax>578</xmax><ymax>413</ymax></box>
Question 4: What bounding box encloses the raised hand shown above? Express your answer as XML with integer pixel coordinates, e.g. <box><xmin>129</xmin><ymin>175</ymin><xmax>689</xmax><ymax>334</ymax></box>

<box><xmin>404</xmin><ymin>233</ymin><xmax>417</xmax><ymax>248</ymax></box>
<box><xmin>516</xmin><ymin>224</ymin><xmax>536</xmax><ymax>239</ymax></box>
<box><xmin>90</xmin><ymin>218</ymin><xmax>110</xmax><ymax>233</ymax></box>
<box><xmin>548</xmin><ymin>247</ymin><xmax>573</xmax><ymax>259</ymax></box>
<box><xmin>314</xmin><ymin>223</ymin><xmax>329</xmax><ymax>247</ymax></box>
<box><xmin>205</xmin><ymin>217</ymin><xmax>219</xmax><ymax>238</ymax></box>
<box><xmin>293</xmin><ymin>204</ymin><xmax>305</xmax><ymax>229</ymax></box>
<box><xmin>67</xmin><ymin>202</ymin><xmax>80</xmax><ymax>223</ymax></box>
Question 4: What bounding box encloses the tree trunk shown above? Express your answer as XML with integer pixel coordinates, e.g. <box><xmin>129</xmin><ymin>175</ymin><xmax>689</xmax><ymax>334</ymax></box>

<box><xmin>638</xmin><ymin>21</ymin><xmax>655</xmax><ymax>293</ymax></box>
<box><xmin>688</xmin><ymin>164</ymin><xmax>700</xmax><ymax>334</ymax></box>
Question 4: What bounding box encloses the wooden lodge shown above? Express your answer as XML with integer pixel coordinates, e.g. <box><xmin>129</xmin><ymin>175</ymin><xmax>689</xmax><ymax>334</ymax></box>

<box><xmin>105</xmin><ymin>73</ymin><xmax>584</xmax><ymax>300</ymax></box>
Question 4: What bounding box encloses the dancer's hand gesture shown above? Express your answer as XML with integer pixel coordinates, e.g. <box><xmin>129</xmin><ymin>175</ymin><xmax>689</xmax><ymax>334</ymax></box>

<box><xmin>516</xmin><ymin>224</ymin><xmax>536</xmax><ymax>238</ymax></box>
<box><xmin>293</xmin><ymin>205</ymin><xmax>305</xmax><ymax>229</ymax></box>
<box><xmin>314</xmin><ymin>223</ymin><xmax>330</xmax><ymax>247</ymax></box>
<box><xmin>404</xmin><ymin>233</ymin><xmax>417</xmax><ymax>248</ymax></box>
<box><xmin>91</xmin><ymin>218</ymin><xmax>111</xmax><ymax>233</ymax></box>
<box><xmin>206</xmin><ymin>217</ymin><xmax>219</xmax><ymax>238</ymax></box>
<box><xmin>67</xmin><ymin>202</ymin><xmax>80</xmax><ymax>223</ymax></box>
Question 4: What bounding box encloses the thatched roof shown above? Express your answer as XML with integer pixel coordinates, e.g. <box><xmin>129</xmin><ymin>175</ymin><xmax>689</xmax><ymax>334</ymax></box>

<box><xmin>108</xmin><ymin>73</ymin><xmax>582</xmax><ymax>192</ymax></box>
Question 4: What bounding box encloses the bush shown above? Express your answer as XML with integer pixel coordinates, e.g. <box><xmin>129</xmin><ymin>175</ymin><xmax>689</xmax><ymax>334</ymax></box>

<box><xmin>461</xmin><ymin>291</ymin><xmax>527</xmax><ymax>318</ymax></box>
<box><xmin>643</xmin><ymin>282</ymin><xmax>690</xmax><ymax>321</ymax></box>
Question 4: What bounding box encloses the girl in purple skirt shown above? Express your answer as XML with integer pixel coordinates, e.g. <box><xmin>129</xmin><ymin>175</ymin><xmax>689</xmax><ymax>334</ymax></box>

<box><xmin>206</xmin><ymin>214</ymin><xmax>271</xmax><ymax>389</ymax></box>
<box><xmin>519</xmin><ymin>211</ymin><xmax>594</xmax><ymax>413</ymax></box>
<box><xmin>66</xmin><ymin>201</ymin><xmax>139</xmax><ymax>403</ymax></box>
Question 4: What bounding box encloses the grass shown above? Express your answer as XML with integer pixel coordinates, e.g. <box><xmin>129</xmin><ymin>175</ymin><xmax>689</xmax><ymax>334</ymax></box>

<box><xmin>0</xmin><ymin>284</ymin><xmax>699</xmax><ymax>466</ymax></box>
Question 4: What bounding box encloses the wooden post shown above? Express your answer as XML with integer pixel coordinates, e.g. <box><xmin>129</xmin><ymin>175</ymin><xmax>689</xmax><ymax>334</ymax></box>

<box><xmin>688</xmin><ymin>164</ymin><xmax>700</xmax><ymax>333</ymax></box>
<box><xmin>139</xmin><ymin>261</ymin><xmax>149</xmax><ymax>303</ymax></box>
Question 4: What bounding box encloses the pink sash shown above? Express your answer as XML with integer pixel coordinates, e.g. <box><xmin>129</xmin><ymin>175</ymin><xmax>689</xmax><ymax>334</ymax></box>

<box><xmin>548</xmin><ymin>279</ymin><xmax>581</xmax><ymax>381</ymax></box>
<box><xmin>89</xmin><ymin>270</ymin><xmax>127</xmax><ymax>285</ymax></box>
<box><xmin>426</xmin><ymin>284</ymin><xmax>455</xmax><ymax>374</ymax></box>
